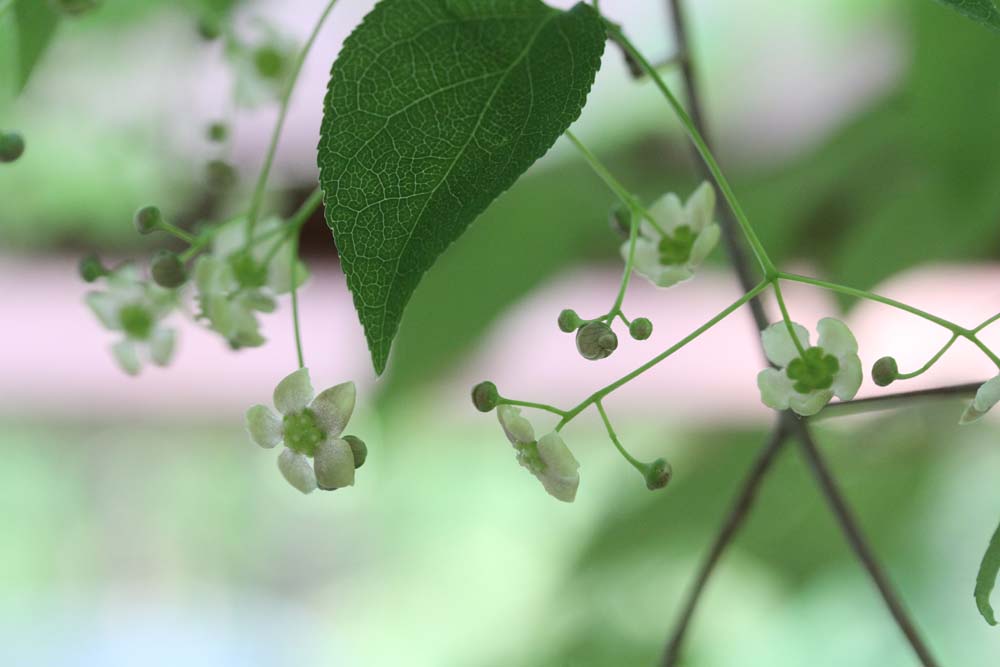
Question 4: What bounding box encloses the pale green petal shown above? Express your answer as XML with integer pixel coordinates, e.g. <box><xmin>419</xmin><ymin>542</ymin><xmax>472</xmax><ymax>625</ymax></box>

<box><xmin>638</xmin><ymin>217</ymin><xmax>663</xmax><ymax>242</ymax></box>
<box><xmin>148</xmin><ymin>328</ymin><xmax>176</xmax><ymax>366</ymax></box>
<box><xmin>498</xmin><ymin>405</ymin><xmax>534</xmax><ymax>446</ymax></box>
<box><xmin>277</xmin><ymin>448</ymin><xmax>316</xmax><ymax>494</ymax></box>
<box><xmin>245</xmin><ymin>404</ymin><xmax>282</xmax><ymax>448</ymax></box>
<box><xmin>267</xmin><ymin>245</ymin><xmax>310</xmax><ymax>295</ymax></box>
<box><xmin>112</xmin><ymin>340</ymin><xmax>141</xmax><ymax>376</ymax></box>
<box><xmin>648</xmin><ymin>192</ymin><xmax>685</xmax><ymax>233</ymax></box>
<box><xmin>817</xmin><ymin>318</ymin><xmax>858</xmax><ymax>357</ymax></box>
<box><xmin>757</xmin><ymin>368</ymin><xmax>793</xmax><ymax>410</ymax></box>
<box><xmin>86</xmin><ymin>292</ymin><xmax>123</xmax><ymax>330</ymax></box>
<box><xmin>107</xmin><ymin>264</ymin><xmax>142</xmax><ymax>290</ymax></box>
<box><xmin>273</xmin><ymin>368</ymin><xmax>314</xmax><ymax>415</ymax></box>
<box><xmin>761</xmin><ymin>322</ymin><xmax>810</xmax><ymax>367</ymax></box>
<box><xmin>689</xmin><ymin>223</ymin><xmax>720</xmax><ymax>266</ymax></box>
<box><xmin>212</xmin><ymin>218</ymin><xmax>249</xmax><ymax>257</ymax></box>
<box><xmin>536</xmin><ymin>432</ymin><xmax>580</xmax><ymax>503</ymax></box>
<box><xmin>194</xmin><ymin>256</ymin><xmax>236</xmax><ymax>296</ymax></box>
<box><xmin>630</xmin><ymin>238</ymin><xmax>662</xmax><ymax>280</ymax></box>
<box><xmin>832</xmin><ymin>354</ymin><xmax>862</xmax><ymax>400</ymax></box>
<box><xmin>973</xmin><ymin>375</ymin><xmax>1000</xmax><ymax>413</ymax></box>
<box><xmin>652</xmin><ymin>265</ymin><xmax>693</xmax><ymax>288</ymax></box>
<box><xmin>684</xmin><ymin>181</ymin><xmax>716</xmax><ymax>232</ymax></box>
<box><xmin>314</xmin><ymin>437</ymin><xmax>355</xmax><ymax>490</ymax></box>
<box><xmin>310</xmin><ymin>381</ymin><xmax>356</xmax><ymax>438</ymax></box>
<box><xmin>789</xmin><ymin>389</ymin><xmax>834</xmax><ymax>417</ymax></box>
<box><xmin>961</xmin><ymin>403</ymin><xmax>988</xmax><ymax>425</ymax></box>
<box><xmin>240</xmin><ymin>291</ymin><xmax>277</xmax><ymax>314</ymax></box>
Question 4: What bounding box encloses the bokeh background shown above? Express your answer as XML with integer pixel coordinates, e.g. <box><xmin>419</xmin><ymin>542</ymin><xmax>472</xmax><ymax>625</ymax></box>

<box><xmin>3</xmin><ymin>0</ymin><xmax>1000</xmax><ymax>664</ymax></box>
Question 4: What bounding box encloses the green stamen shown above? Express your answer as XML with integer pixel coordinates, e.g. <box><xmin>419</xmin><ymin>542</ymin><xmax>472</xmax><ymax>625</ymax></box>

<box><xmin>658</xmin><ymin>224</ymin><xmax>696</xmax><ymax>265</ymax></box>
<box><xmin>119</xmin><ymin>304</ymin><xmax>154</xmax><ymax>340</ymax></box>
<box><xmin>282</xmin><ymin>408</ymin><xmax>325</xmax><ymax>456</ymax></box>
<box><xmin>786</xmin><ymin>347</ymin><xmax>839</xmax><ymax>393</ymax></box>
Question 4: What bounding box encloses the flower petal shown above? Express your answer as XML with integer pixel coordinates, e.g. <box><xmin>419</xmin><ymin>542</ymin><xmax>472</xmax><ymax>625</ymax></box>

<box><xmin>212</xmin><ymin>218</ymin><xmax>250</xmax><ymax>258</ymax></box>
<box><xmin>689</xmin><ymin>223</ymin><xmax>720</xmax><ymax>266</ymax></box>
<box><xmin>497</xmin><ymin>405</ymin><xmax>535</xmax><ymax>446</ymax></box>
<box><xmin>974</xmin><ymin>375</ymin><xmax>1000</xmax><ymax>413</ymax></box>
<box><xmin>684</xmin><ymin>181</ymin><xmax>716</xmax><ymax>232</ymax></box>
<box><xmin>757</xmin><ymin>368</ymin><xmax>793</xmax><ymax>410</ymax></box>
<box><xmin>149</xmin><ymin>328</ymin><xmax>176</xmax><ymax>367</ymax></box>
<box><xmin>267</xmin><ymin>245</ymin><xmax>310</xmax><ymax>295</ymax></box>
<box><xmin>246</xmin><ymin>404</ymin><xmax>282</xmax><ymax>448</ymax></box>
<box><xmin>273</xmin><ymin>368</ymin><xmax>314</xmax><ymax>415</ymax></box>
<box><xmin>277</xmin><ymin>448</ymin><xmax>316</xmax><ymax>494</ymax></box>
<box><xmin>817</xmin><ymin>318</ymin><xmax>858</xmax><ymax>357</ymax></box>
<box><xmin>832</xmin><ymin>354</ymin><xmax>862</xmax><ymax>400</ymax></box>
<box><xmin>648</xmin><ymin>192</ymin><xmax>685</xmax><ymax>233</ymax></box>
<box><xmin>789</xmin><ymin>389</ymin><xmax>834</xmax><ymax>417</ymax></box>
<box><xmin>536</xmin><ymin>432</ymin><xmax>580</xmax><ymax>503</ymax></box>
<box><xmin>86</xmin><ymin>292</ymin><xmax>123</xmax><ymax>330</ymax></box>
<box><xmin>652</xmin><ymin>265</ymin><xmax>693</xmax><ymax>288</ymax></box>
<box><xmin>112</xmin><ymin>340</ymin><xmax>141</xmax><ymax>376</ymax></box>
<box><xmin>761</xmin><ymin>322</ymin><xmax>810</xmax><ymax>367</ymax></box>
<box><xmin>310</xmin><ymin>381</ymin><xmax>356</xmax><ymax>438</ymax></box>
<box><xmin>629</xmin><ymin>238</ymin><xmax>661</xmax><ymax>279</ymax></box>
<box><xmin>314</xmin><ymin>438</ymin><xmax>356</xmax><ymax>490</ymax></box>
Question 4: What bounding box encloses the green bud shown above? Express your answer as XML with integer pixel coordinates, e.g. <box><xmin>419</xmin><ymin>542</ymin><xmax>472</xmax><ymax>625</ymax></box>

<box><xmin>151</xmin><ymin>250</ymin><xmax>187</xmax><ymax>288</ymax></box>
<box><xmin>196</xmin><ymin>17</ymin><xmax>221</xmax><ymax>41</ymax></box>
<box><xmin>206</xmin><ymin>159</ymin><xmax>237</xmax><ymax>190</ymax></box>
<box><xmin>644</xmin><ymin>458</ymin><xmax>672</xmax><ymax>490</ymax></box>
<box><xmin>229</xmin><ymin>251</ymin><xmax>268</xmax><ymax>289</ymax></box>
<box><xmin>557</xmin><ymin>308</ymin><xmax>583</xmax><ymax>333</ymax></box>
<box><xmin>78</xmin><ymin>254</ymin><xmax>107</xmax><ymax>283</ymax></box>
<box><xmin>471</xmin><ymin>381</ymin><xmax>500</xmax><ymax>413</ymax></box>
<box><xmin>344</xmin><ymin>435</ymin><xmax>367</xmax><ymax>469</ymax></box>
<box><xmin>871</xmin><ymin>356</ymin><xmax>898</xmax><ymax>387</ymax></box>
<box><xmin>576</xmin><ymin>321</ymin><xmax>618</xmax><ymax>361</ymax></box>
<box><xmin>253</xmin><ymin>44</ymin><xmax>287</xmax><ymax>80</ymax></box>
<box><xmin>49</xmin><ymin>0</ymin><xmax>100</xmax><ymax>16</ymax></box>
<box><xmin>629</xmin><ymin>317</ymin><xmax>653</xmax><ymax>341</ymax></box>
<box><xmin>134</xmin><ymin>206</ymin><xmax>162</xmax><ymax>235</ymax></box>
<box><xmin>206</xmin><ymin>121</ymin><xmax>229</xmax><ymax>143</ymax></box>
<box><xmin>0</xmin><ymin>132</ymin><xmax>25</xmax><ymax>163</ymax></box>
<box><xmin>608</xmin><ymin>201</ymin><xmax>632</xmax><ymax>240</ymax></box>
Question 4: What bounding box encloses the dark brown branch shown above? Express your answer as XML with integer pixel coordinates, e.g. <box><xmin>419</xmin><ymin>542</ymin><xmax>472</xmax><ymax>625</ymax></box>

<box><xmin>792</xmin><ymin>423</ymin><xmax>940</xmax><ymax>666</ymax></box>
<box><xmin>661</xmin><ymin>420</ymin><xmax>790</xmax><ymax>667</ymax></box>
<box><xmin>819</xmin><ymin>382</ymin><xmax>981</xmax><ymax>419</ymax></box>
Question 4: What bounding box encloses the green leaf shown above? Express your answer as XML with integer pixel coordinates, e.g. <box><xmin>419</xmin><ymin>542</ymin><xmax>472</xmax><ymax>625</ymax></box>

<box><xmin>318</xmin><ymin>0</ymin><xmax>606</xmax><ymax>374</ymax></box>
<box><xmin>975</xmin><ymin>519</ymin><xmax>1000</xmax><ymax>625</ymax></box>
<box><xmin>933</xmin><ymin>0</ymin><xmax>1000</xmax><ymax>31</ymax></box>
<box><xmin>12</xmin><ymin>0</ymin><xmax>60</xmax><ymax>93</ymax></box>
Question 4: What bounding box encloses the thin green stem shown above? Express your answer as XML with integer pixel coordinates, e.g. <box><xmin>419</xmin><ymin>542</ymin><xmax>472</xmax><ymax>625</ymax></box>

<box><xmin>595</xmin><ymin>399</ymin><xmax>646</xmax><ymax>472</ymax></box>
<box><xmin>974</xmin><ymin>312</ymin><xmax>1000</xmax><ymax>334</ymax></box>
<box><xmin>771</xmin><ymin>280</ymin><xmax>807</xmax><ymax>356</ymax></box>
<box><xmin>290</xmin><ymin>232</ymin><xmax>305</xmax><ymax>369</ymax></box>
<box><xmin>158</xmin><ymin>221</ymin><xmax>196</xmax><ymax>245</ymax></box>
<box><xmin>246</xmin><ymin>0</ymin><xmax>339</xmax><ymax>240</ymax></box>
<box><xmin>557</xmin><ymin>281</ymin><xmax>769</xmax><ymax>429</ymax></box>
<box><xmin>896</xmin><ymin>334</ymin><xmax>959</xmax><ymax>380</ymax></box>
<box><xmin>970</xmin><ymin>335</ymin><xmax>1000</xmax><ymax>370</ymax></box>
<box><xmin>498</xmin><ymin>399</ymin><xmax>568</xmax><ymax>418</ymax></box>
<box><xmin>605</xmin><ymin>203</ymin><xmax>641</xmax><ymax>323</ymax></box>
<box><xmin>601</xmin><ymin>19</ymin><xmax>774</xmax><ymax>277</ymax></box>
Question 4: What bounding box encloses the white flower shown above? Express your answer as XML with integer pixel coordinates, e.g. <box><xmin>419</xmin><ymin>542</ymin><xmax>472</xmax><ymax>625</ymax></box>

<box><xmin>623</xmin><ymin>181</ymin><xmax>721</xmax><ymax>288</ymax></box>
<box><xmin>756</xmin><ymin>318</ymin><xmax>862</xmax><ymax>416</ymax></box>
<box><xmin>245</xmin><ymin>368</ymin><xmax>359</xmax><ymax>494</ymax></box>
<box><xmin>497</xmin><ymin>405</ymin><xmax>580</xmax><ymax>502</ymax></box>
<box><xmin>85</xmin><ymin>265</ymin><xmax>177</xmax><ymax>375</ymax></box>
<box><xmin>961</xmin><ymin>375</ymin><xmax>1000</xmax><ymax>424</ymax></box>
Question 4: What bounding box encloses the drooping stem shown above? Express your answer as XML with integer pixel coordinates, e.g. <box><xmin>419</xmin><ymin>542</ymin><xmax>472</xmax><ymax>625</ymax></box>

<box><xmin>605</xmin><ymin>201</ymin><xmax>641</xmax><ymax>323</ymax></box>
<box><xmin>771</xmin><ymin>279</ymin><xmax>807</xmax><ymax>356</ymax></box>
<box><xmin>498</xmin><ymin>398</ymin><xmax>567</xmax><ymax>418</ymax></box>
<box><xmin>896</xmin><ymin>334</ymin><xmax>960</xmax><ymax>380</ymax></box>
<box><xmin>290</xmin><ymin>232</ymin><xmax>305</xmax><ymax>369</ymax></box>
<box><xmin>595</xmin><ymin>399</ymin><xmax>646</xmax><ymax>473</ymax></box>
<box><xmin>246</xmin><ymin>0</ymin><xmax>339</xmax><ymax>240</ymax></box>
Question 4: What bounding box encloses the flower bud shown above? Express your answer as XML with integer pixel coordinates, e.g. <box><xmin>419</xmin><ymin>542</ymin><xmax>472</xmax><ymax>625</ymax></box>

<box><xmin>78</xmin><ymin>254</ymin><xmax>106</xmax><ymax>283</ymax></box>
<box><xmin>471</xmin><ymin>381</ymin><xmax>500</xmax><ymax>413</ymax></box>
<box><xmin>206</xmin><ymin>121</ymin><xmax>229</xmax><ymax>143</ymax></box>
<box><xmin>151</xmin><ymin>250</ymin><xmax>187</xmax><ymax>288</ymax></box>
<box><xmin>576</xmin><ymin>321</ymin><xmax>618</xmax><ymax>361</ymax></box>
<box><xmin>253</xmin><ymin>44</ymin><xmax>287</xmax><ymax>80</ymax></box>
<box><xmin>557</xmin><ymin>308</ymin><xmax>582</xmax><ymax>333</ymax></box>
<box><xmin>344</xmin><ymin>435</ymin><xmax>367</xmax><ymax>469</ymax></box>
<box><xmin>644</xmin><ymin>458</ymin><xmax>672</xmax><ymax>490</ymax></box>
<box><xmin>206</xmin><ymin>159</ymin><xmax>237</xmax><ymax>189</ymax></box>
<box><xmin>629</xmin><ymin>317</ymin><xmax>653</xmax><ymax>341</ymax></box>
<box><xmin>49</xmin><ymin>0</ymin><xmax>100</xmax><ymax>16</ymax></box>
<box><xmin>608</xmin><ymin>201</ymin><xmax>632</xmax><ymax>240</ymax></box>
<box><xmin>133</xmin><ymin>206</ymin><xmax>162</xmax><ymax>235</ymax></box>
<box><xmin>871</xmin><ymin>356</ymin><xmax>898</xmax><ymax>387</ymax></box>
<box><xmin>0</xmin><ymin>132</ymin><xmax>25</xmax><ymax>163</ymax></box>
<box><xmin>196</xmin><ymin>17</ymin><xmax>221</xmax><ymax>41</ymax></box>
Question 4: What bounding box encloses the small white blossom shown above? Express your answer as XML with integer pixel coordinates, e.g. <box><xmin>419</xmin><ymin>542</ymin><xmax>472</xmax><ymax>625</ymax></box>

<box><xmin>961</xmin><ymin>375</ymin><xmax>1000</xmax><ymax>424</ymax></box>
<box><xmin>756</xmin><ymin>318</ymin><xmax>862</xmax><ymax>416</ymax></box>
<box><xmin>85</xmin><ymin>265</ymin><xmax>177</xmax><ymax>375</ymax></box>
<box><xmin>497</xmin><ymin>405</ymin><xmax>580</xmax><ymax>502</ymax></box>
<box><xmin>623</xmin><ymin>182</ymin><xmax>721</xmax><ymax>288</ymax></box>
<box><xmin>246</xmin><ymin>368</ymin><xmax>359</xmax><ymax>494</ymax></box>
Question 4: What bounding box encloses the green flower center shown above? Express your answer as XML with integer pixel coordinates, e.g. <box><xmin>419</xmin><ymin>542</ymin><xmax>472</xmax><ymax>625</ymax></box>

<box><xmin>658</xmin><ymin>225</ymin><xmax>696</xmax><ymax>265</ymax></box>
<box><xmin>282</xmin><ymin>408</ymin><xmax>325</xmax><ymax>457</ymax></box>
<box><xmin>786</xmin><ymin>347</ymin><xmax>840</xmax><ymax>394</ymax></box>
<box><xmin>119</xmin><ymin>303</ymin><xmax>154</xmax><ymax>340</ymax></box>
<box><xmin>514</xmin><ymin>441</ymin><xmax>545</xmax><ymax>474</ymax></box>
<box><xmin>229</xmin><ymin>252</ymin><xmax>268</xmax><ymax>289</ymax></box>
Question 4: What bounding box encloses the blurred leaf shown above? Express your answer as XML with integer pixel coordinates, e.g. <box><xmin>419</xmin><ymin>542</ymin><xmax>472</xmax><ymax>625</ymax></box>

<box><xmin>318</xmin><ymin>0</ymin><xmax>606</xmax><ymax>374</ymax></box>
<box><xmin>976</xmin><ymin>519</ymin><xmax>1000</xmax><ymax>624</ymax></box>
<box><xmin>13</xmin><ymin>0</ymin><xmax>60</xmax><ymax>93</ymax></box>
<box><xmin>933</xmin><ymin>0</ymin><xmax>1000</xmax><ymax>31</ymax></box>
